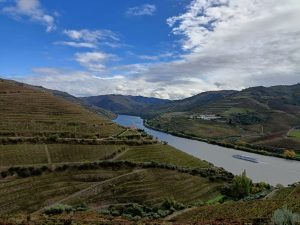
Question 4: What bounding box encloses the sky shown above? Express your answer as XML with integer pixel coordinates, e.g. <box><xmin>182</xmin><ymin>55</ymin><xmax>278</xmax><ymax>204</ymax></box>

<box><xmin>0</xmin><ymin>0</ymin><xmax>300</xmax><ymax>100</ymax></box>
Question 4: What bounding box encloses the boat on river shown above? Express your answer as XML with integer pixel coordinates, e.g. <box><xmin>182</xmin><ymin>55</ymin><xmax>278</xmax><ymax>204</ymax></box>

<box><xmin>232</xmin><ymin>154</ymin><xmax>258</xmax><ymax>163</ymax></box>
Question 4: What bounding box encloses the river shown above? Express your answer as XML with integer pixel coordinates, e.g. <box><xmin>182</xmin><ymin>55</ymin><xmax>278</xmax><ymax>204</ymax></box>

<box><xmin>114</xmin><ymin>115</ymin><xmax>300</xmax><ymax>186</ymax></box>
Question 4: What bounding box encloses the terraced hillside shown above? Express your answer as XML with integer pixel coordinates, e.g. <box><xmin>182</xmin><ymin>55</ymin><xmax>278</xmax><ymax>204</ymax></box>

<box><xmin>0</xmin><ymin>144</ymin><xmax>125</xmax><ymax>168</ymax></box>
<box><xmin>0</xmin><ymin>165</ymin><xmax>225</xmax><ymax>216</ymax></box>
<box><xmin>146</xmin><ymin>84</ymin><xmax>300</xmax><ymax>157</ymax></box>
<box><xmin>117</xmin><ymin>144</ymin><xmax>211</xmax><ymax>168</ymax></box>
<box><xmin>0</xmin><ymin>78</ymin><xmax>231</xmax><ymax>221</ymax></box>
<box><xmin>0</xmin><ymin>79</ymin><xmax>124</xmax><ymax>138</ymax></box>
<box><xmin>173</xmin><ymin>184</ymin><xmax>300</xmax><ymax>224</ymax></box>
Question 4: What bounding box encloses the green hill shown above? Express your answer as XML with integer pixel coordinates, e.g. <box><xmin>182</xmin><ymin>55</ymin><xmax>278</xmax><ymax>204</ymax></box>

<box><xmin>81</xmin><ymin>94</ymin><xmax>171</xmax><ymax>116</ymax></box>
<box><xmin>146</xmin><ymin>84</ymin><xmax>300</xmax><ymax>156</ymax></box>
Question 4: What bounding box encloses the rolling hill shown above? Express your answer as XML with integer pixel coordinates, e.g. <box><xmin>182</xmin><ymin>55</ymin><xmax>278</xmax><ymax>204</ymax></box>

<box><xmin>81</xmin><ymin>83</ymin><xmax>300</xmax><ymax>155</ymax></box>
<box><xmin>0</xmin><ymin>78</ymin><xmax>232</xmax><ymax>222</ymax></box>
<box><xmin>146</xmin><ymin>84</ymin><xmax>300</xmax><ymax>156</ymax></box>
<box><xmin>81</xmin><ymin>94</ymin><xmax>171</xmax><ymax>116</ymax></box>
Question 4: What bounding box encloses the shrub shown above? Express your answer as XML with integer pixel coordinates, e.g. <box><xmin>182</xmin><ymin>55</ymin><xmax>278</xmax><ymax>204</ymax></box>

<box><xmin>161</xmin><ymin>198</ymin><xmax>185</xmax><ymax>211</ymax></box>
<box><xmin>44</xmin><ymin>204</ymin><xmax>73</xmax><ymax>215</ymax></box>
<box><xmin>271</xmin><ymin>207</ymin><xmax>300</xmax><ymax>225</ymax></box>
<box><xmin>231</xmin><ymin>170</ymin><xmax>252</xmax><ymax>199</ymax></box>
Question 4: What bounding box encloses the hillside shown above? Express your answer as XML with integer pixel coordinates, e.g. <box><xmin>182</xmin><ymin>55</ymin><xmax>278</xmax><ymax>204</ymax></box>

<box><xmin>0</xmin><ymin>78</ymin><xmax>232</xmax><ymax>222</ymax></box>
<box><xmin>0</xmin><ymin>78</ymin><xmax>122</xmax><ymax>138</ymax></box>
<box><xmin>146</xmin><ymin>84</ymin><xmax>300</xmax><ymax>157</ymax></box>
<box><xmin>81</xmin><ymin>94</ymin><xmax>170</xmax><ymax>116</ymax></box>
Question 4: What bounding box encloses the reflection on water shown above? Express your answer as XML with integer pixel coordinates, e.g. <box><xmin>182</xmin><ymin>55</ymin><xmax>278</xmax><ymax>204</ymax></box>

<box><xmin>114</xmin><ymin>115</ymin><xmax>300</xmax><ymax>186</ymax></box>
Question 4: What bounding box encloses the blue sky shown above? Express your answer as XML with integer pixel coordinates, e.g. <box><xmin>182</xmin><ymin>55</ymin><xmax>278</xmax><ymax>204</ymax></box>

<box><xmin>1</xmin><ymin>0</ymin><xmax>300</xmax><ymax>99</ymax></box>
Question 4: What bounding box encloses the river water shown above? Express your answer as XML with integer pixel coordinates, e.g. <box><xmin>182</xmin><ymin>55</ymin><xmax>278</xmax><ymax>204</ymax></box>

<box><xmin>114</xmin><ymin>115</ymin><xmax>300</xmax><ymax>186</ymax></box>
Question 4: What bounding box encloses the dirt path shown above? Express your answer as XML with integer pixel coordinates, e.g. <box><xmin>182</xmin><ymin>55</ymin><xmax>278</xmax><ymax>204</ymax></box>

<box><xmin>44</xmin><ymin>145</ymin><xmax>54</xmax><ymax>170</ymax></box>
<box><xmin>109</xmin><ymin>148</ymin><xmax>130</xmax><ymax>161</ymax></box>
<box><xmin>164</xmin><ymin>207</ymin><xmax>197</xmax><ymax>221</ymax></box>
<box><xmin>263</xmin><ymin>188</ymin><xmax>279</xmax><ymax>199</ymax></box>
<box><xmin>33</xmin><ymin>169</ymin><xmax>145</xmax><ymax>214</ymax></box>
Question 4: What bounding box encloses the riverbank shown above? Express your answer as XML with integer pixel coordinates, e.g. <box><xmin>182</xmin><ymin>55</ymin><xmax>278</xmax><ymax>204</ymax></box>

<box><xmin>144</xmin><ymin>120</ymin><xmax>300</xmax><ymax>162</ymax></box>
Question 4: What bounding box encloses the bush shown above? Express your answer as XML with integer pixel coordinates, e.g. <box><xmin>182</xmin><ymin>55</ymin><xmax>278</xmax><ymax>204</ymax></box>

<box><xmin>44</xmin><ymin>204</ymin><xmax>73</xmax><ymax>215</ymax></box>
<box><xmin>231</xmin><ymin>170</ymin><xmax>252</xmax><ymax>199</ymax></box>
<box><xmin>161</xmin><ymin>198</ymin><xmax>185</xmax><ymax>211</ymax></box>
<box><xmin>271</xmin><ymin>207</ymin><xmax>300</xmax><ymax>225</ymax></box>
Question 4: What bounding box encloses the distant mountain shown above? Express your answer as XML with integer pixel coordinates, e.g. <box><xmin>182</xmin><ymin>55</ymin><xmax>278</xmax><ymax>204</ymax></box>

<box><xmin>146</xmin><ymin>90</ymin><xmax>238</xmax><ymax>115</ymax></box>
<box><xmin>81</xmin><ymin>94</ymin><xmax>171</xmax><ymax>116</ymax></box>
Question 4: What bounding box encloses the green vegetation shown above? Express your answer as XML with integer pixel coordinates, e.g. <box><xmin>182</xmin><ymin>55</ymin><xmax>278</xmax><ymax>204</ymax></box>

<box><xmin>288</xmin><ymin>129</ymin><xmax>300</xmax><ymax>140</ymax></box>
<box><xmin>117</xmin><ymin>144</ymin><xmax>211</xmax><ymax>168</ymax></box>
<box><xmin>99</xmin><ymin>199</ymin><xmax>186</xmax><ymax>220</ymax></box>
<box><xmin>231</xmin><ymin>170</ymin><xmax>252</xmax><ymax>199</ymax></box>
<box><xmin>0</xmin><ymin>144</ymin><xmax>125</xmax><ymax>166</ymax></box>
<box><xmin>173</xmin><ymin>184</ymin><xmax>300</xmax><ymax>223</ymax></box>
<box><xmin>271</xmin><ymin>207</ymin><xmax>300</xmax><ymax>225</ymax></box>
<box><xmin>0</xmin><ymin>165</ymin><xmax>225</xmax><ymax>215</ymax></box>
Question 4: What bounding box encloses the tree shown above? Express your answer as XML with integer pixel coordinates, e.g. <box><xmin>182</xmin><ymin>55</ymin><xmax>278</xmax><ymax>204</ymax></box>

<box><xmin>231</xmin><ymin>170</ymin><xmax>252</xmax><ymax>199</ymax></box>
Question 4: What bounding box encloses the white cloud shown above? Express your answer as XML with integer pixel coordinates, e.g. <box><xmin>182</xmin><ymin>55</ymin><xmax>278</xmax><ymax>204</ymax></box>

<box><xmin>126</xmin><ymin>4</ymin><xmax>156</xmax><ymax>16</ymax></box>
<box><xmin>74</xmin><ymin>52</ymin><xmax>113</xmax><ymax>72</ymax></box>
<box><xmin>18</xmin><ymin>0</ymin><xmax>300</xmax><ymax>100</ymax></box>
<box><xmin>63</xmin><ymin>29</ymin><xmax>119</xmax><ymax>43</ymax></box>
<box><xmin>54</xmin><ymin>41</ymin><xmax>97</xmax><ymax>49</ymax></box>
<box><xmin>2</xmin><ymin>0</ymin><xmax>56</xmax><ymax>32</ymax></box>
<box><xmin>139</xmin><ymin>53</ymin><xmax>175</xmax><ymax>61</ymax></box>
<box><xmin>57</xmin><ymin>29</ymin><xmax>120</xmax><ymax>49</ymax></box>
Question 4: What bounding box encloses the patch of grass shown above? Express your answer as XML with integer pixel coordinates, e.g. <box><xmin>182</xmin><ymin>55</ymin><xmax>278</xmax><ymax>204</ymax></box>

<box><xmin>0</xmin><ymin>144</ymin><xmax>48</xmax><ymax>166</ymax></box>
<box><xmin>48</xmin><ymin>144</ymin><xmax>124</xmax><ymax>163</ymax></box>
<box><xmin>174</xmin><ymin>185</ymin><xmax>300</xmax><ymax>223</ymax></box>
<box><xmin>0</xmin><ymin>144</ymin><xmax>125</xmax><ymax>167</ymax></box>
<box><xmin>117</xmin><ymin>144</ymin><xmax>211</xmax><ymax>168</ymax></box>
<box><xmin>288</xmin><ymin>129</ymin><xmax>300</xmax><ymax>140</ymax></box>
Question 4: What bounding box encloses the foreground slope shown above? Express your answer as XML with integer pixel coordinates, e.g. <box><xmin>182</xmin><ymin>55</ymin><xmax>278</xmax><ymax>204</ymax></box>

<box><xmin>0</xmin><ymin>78</ymin><xmax>227</xmax><ymax>219</ymax></box>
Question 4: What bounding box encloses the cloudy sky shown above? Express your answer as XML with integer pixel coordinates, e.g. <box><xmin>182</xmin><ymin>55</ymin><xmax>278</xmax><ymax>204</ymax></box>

<box><xmin>1</xmin><ymin>0</ymin><xmax>299</xmax><ymax>99</ymax></box>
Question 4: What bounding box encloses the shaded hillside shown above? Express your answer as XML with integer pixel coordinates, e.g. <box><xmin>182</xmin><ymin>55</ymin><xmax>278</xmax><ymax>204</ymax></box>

<box><xmin>81</xmin><ymin>94</ymin><xmax>171</xmax><ymax>116</ymax></box>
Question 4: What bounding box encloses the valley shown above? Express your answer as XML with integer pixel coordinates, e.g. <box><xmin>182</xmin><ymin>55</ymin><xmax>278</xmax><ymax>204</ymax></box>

<box><xmin>0</xmin><ymin>79</ymin><xmax>299</xmax><ymax>224</ymax></box>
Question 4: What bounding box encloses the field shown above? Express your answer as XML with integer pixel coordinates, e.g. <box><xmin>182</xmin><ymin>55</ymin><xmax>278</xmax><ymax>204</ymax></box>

<box><xmin>0</xmin><ymin>168</ymin><xmax>132</xmax><ymax>215</ymax></box>
<box><xmin>117</xmin><ymin>144</ymin><xmax>211</xmax><ymax>168</ymax></box>
<box><xmin>147</xmin><ymin>114</ymin><xmax>241</xmax><ymax>140</ymax></box>
<box><xmin>173</xmin><ymin>184</ymin><xmax>300</xmax><ymax>223</ymax></box>
<box><xmin>0</xmin><ymin>167</ymin><xmax>223</xmax><ymax>215</ymax></box>
<box><xmin>0</xmin><ymin>144</ymin><xmax>124</xmax><ymax>167</ymax></box>
<box><xmin>288</xmin><ymin>129</ymin><xmax>300</xmax><ymax>140</ymax></box>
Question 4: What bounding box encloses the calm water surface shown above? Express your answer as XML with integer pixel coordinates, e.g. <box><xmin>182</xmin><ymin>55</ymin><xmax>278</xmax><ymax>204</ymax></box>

<box><xmin>114</xmin><ymin>115</ymin><xmax>300</xmax><ymax>186</ymax></box>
